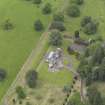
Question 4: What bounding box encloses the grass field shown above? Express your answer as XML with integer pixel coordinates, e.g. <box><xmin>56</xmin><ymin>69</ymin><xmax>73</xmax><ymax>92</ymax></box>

<box><xmin>1</xmin><ymin>0</ymin><xmax>105</xmax><ymax>104</ymax></box>
<box><xmin>0</xmin><ymin>0</ymin><xmax>65</xmax><ymax>101</ymax></box>
<box><xmin>65</xmin><ymin>0</ymin><xmax>105</xmax><ymax>40</ymax></box>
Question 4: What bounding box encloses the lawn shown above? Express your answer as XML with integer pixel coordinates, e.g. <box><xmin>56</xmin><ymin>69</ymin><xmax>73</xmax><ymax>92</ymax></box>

<box><xmin>0</xmin><ymin>0</ymin><xmax>65</xmax><ymax>101</ymax></box>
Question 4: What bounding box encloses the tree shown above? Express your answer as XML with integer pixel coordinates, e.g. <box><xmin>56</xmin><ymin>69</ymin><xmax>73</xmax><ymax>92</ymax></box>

<box><xmin>16</xmin><ymin>86</ymin><xmax>26</xmax><ymax>99</ymax></box>
<box><xmin>71</xmin><ymin>0</ymin><xmax>84</xmax><ymax>5</ymax></box>
<box><xmin>53</xmin><ymin>12</ymin><xmax>64</xmax><ymax>22</ymax></box>
<box><xmin>98</xmin><ymin>57</ymin><xmax>105</xmax><ymax>81</ymax></box>
<box><xmin>25</xmin><ymin>70</ymin><xmax>38</xmax><ymax>88</ymax></box>
<box><xmin>3</xmin><ymin>19</ymin><xmax>14</xmax><ymax>30</ymax></box>
<box><xmin>87</xmin><ymin>86</ymin><xmax>103</xmax><ymax>105</ymax></box>
<box><xmin>0</xmin><ymin>69</ymin><xmax>7</xmax><ymax>81</ymax></box>
<box><xmin>81</xmin><ymin>16</ymin><xmax>92</xmax><ymax>27</ymax></box>
<box><xmin>81</xmin><ymin>16</ymin><xmax>99</xmax><ymax>35</ymax></box>
<box><xmin>74</xmin><ymin>30</ymin><xmax>80</xmax><ymax>39</ymax></box>
<box><xmin>33</xmin><ymin>0</ymin><xmax>42</xmax><ymax>4</ymax></box>
<box><xmin>42</xmin><ymin>3</ymin><xmax>52</xmax><ymax>14</ymax></box>
<box><xmin>34</xmin><ymin>20</ymin><xmax>43</xmax><ymax>31</ymax></box>
<box><xmin>92</xmin><ymin>45</ymin><xmax>105</xmax><ymax>64</ymax></box>
<box><xmin>49</xmin><ymin>30</ymin><xmax>62</xmax><ymax>46</ymax></box>
<box><xmin>67</xmin><ymin>4</ymin><xmax>80</xmax><ymax>17</ymax></box>
<box><xmin>83</xmin><ymin>22</ymin><xmax>98</xmax><ymax>35</ymax></box>
<box><xmin>49</xmin><ymin>21</ymin><xmax>65</xmax><ymax>31</ymax></box>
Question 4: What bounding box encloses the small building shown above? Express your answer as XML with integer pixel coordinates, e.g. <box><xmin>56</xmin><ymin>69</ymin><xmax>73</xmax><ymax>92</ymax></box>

<box><xmin>68</xmin><ymin>44</ymin><xmax>86</xmax><ymax>54</ymax></box>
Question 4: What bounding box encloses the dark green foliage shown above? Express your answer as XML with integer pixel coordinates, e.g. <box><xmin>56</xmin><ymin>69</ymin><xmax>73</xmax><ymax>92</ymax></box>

<box><xmin>78</xmin><ymin>43</ymin><xmax>105</xmax><ymax>86</ymax></box>
<box><xmin>49</xmin><ymin>21</ymin><xmax>65</xmax><ymax>31</ymax></box>
<box><xmin>87</xmin><ymin>86</ymin><xmax>103</xmax><ymax>105</ymax></box>
<box><xmin>81</xmin><ymin>16</ymin><xmax>98</xmax><ymax>35</ymax></box>
<box><xmin>71</xmin><ymin>0</ymin><xmax>84</xmax><ymax>5</ymax></box>
<box><xmin>74</xmin><ymin>30</ymin><xmax>80</xmax><ymax>39</ymax></box>
<box><xmin>83</xmin><ymin>22</ymin><xmax>98</xmax><ymax>35</ymax></box>
<box><xmin>16</xmin><ymin>86</ymin><xmax>26</xmax><ymax>99</ymax></box>
<box><xmin>67</xmin><ymin>4</ymin><xmax>80</xmax><ymax>17</ymax></box>
<box><xmin>53</xmin><ymin>12</ymin><xmax>64</xmax><ymax>22</ymax></box>
<box><xmin>49</xmin><ymin>30</ymin><xmax>62</xmax><ymax>46</ymax></box>
<box><xmin>92</xmin><ymin>45</ymin><xmax>105</xmax><ymax>64</ymax></box>
<box><xmin>34</xmin><ymin>20</ymin><xmax>43</xmax><ymax>31</ymax></box>
<box><xmin>3</xmin><ymin>19</ymin><xmax>14</xmax><ymax>30</ymax></box>
<box><xmin>42</xmin><ymin>3</ymin><xmax>52</xmax><ymax>14</ymax></box>
<box><xmin>0</xmin><ymin>69</ymin><xmax>7</xmax><ymax>81</ymax></box>
<box><xmin>33</xmin><ymin>0</ymin><xmax>42</xmax><ymax>4</ymax></box>
<box><xmin>26</xmin><ymin>70</ymin><xmax>38</xmax><ymax>88</ymax></box>
<box><xmin>67</xmin><ymin>92</ymin><xmax>84</xmax><ymax>105</ymax></box>
<box><xmin>81</xmin><ymin>16</ymin><xmax>92</xmax><ymax>27</ymax></box>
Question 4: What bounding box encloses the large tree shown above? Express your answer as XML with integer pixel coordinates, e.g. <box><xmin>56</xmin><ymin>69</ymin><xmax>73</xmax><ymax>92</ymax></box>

<box><xmin>25</xmin><ymin>70</ymin><xmax>38</xmax><ymax>88</ymax></box>
<box><xmin>81</xmin><ymin>16</ymin><xmax>99</xmax><ymax>35</ymax></box>
<box><xmin>49</xmin><ymin>30</ymin><xmax>62</xmax><ymax>46</ymax></box>
<box><xmin>67</xmin><ymin>4</ymin><xmax>80</xmax><ymax>17</ymax></box>
<box><xmin>34</xmin><ymin>20</ymin><xmax>44</xmax><ymax>31</ymax></box>
<box><xmin>53</xmin><ymin>12</ymin><xmax>64</xmax><ymax>22</ymax></box>
<box><xmin>42</xmin><ymin>3</ymin><xmax>52</xmax><ymax>14</ymax></box>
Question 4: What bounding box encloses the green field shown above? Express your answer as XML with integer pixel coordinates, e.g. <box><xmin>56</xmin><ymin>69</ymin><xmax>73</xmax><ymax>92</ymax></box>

<box><xmin>1</xmin><ymin>0</ymin><xmax>105</xmax><ymax>104</ymax></box>
<box><xmin>0</xmin><ymin>0</ymin><xmax>65</xmax><ymax>101</ymax></box>
<box><xmin>65</xmin><ymin>0</ymin><xmax>105</xmax><ymax>40</ymax></box>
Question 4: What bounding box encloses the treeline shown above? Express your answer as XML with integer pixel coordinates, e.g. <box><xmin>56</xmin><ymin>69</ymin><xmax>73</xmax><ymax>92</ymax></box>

<box><xmin>78</xmin><ymin>42</ymin><xmax>105</xmax><ymax>85</ymax></box>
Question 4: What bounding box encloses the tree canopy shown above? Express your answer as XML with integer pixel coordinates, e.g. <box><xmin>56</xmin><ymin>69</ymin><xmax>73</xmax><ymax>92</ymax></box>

<box><xmin>78</xmin><ymin>43</ymin><xmax>105</xmax><ymax>85</ymax></box>
<box><xmin>0</xmin><ymin>69</ymin><xmax>7</xmax><ymax>81</ymax></box>
<box><xmin>25</xmin><ymin>70</ymin><xmax>38</xmax><ymax>88</ymax></box>
<box><xmin>49</xmin><ymin>30</ymin><xmax>62</xmax><ymax>46</ymax></box>
<box><xmin>66</xmin><ymin>4</ymin><xmax>80</xmax><ymax>17</ymax></box>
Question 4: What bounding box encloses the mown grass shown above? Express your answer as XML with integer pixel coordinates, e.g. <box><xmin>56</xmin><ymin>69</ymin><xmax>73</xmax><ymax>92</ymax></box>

<box><xmin>0</xmin><ymin>0</ymin><xmax>64</xmax><ymax>101</ymax></box>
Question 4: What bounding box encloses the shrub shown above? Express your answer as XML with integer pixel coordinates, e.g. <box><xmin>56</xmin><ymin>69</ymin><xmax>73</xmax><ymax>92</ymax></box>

<box><xmin>48</xmin><ymin>98</ymin><xmax>55</xmax><ymax>104</ymax></box>
<box><xmin>33</xmin><ymin>0</ymin><xmax>42</xmax><ymax>4</ymax></box>
<box><xmin>74</xmin><ymin>30</ymin><xmax>80</xmax><ymax>39</ymax></box>
<box><xmin>63</xmin><ymin>85</ymin><xmax>71</xmax><ymax>93</ymax></box>
<box><xmin>34</xmin><ymin>20</ymin><xmax>43</xmax><ymax>31</ymax></box>
<box><xmin>25</xmin><ymin>70</ymin><xmax>38</xmax><ymax>88</ymax></box>
<box><xmin>36</xmin><ymin>95</ymin><xmax>42</xmax><ymax>100</ymax></box>
<box><xmin>53</xmin><ymin>12</ymin><xmax>64</xmax><ymax>22</ymax></box>
<box><xmin>16</xmin><ymin>86</ymin><xmax>26</xmax><ymax>99</ymax></box>
<box><xmin>0</xmin><ymin>69</ymin><xmax>7</xmax><ymax>81</ymax></box>
<box><xmin>3</xmin><ymin>19</ymin><xmax>14</xmax><ymax>30</ymax></box>
<box><xmin>26</xmin><ymin>102</ymin><xmax>31</xmax><ymax>105</ymax></box>
<box><xmin>49</xmin><ymin>21</ymin><xmax>65</xmax><ymax>31</ymax></box>
<box><xmin>49</xmin><ymin>30</ymin><xmax>62</xmax><ymax>46</ymax></box>
<box><xmin>71</xmin><ymin>0</ymin><xmax>84</xmax><ymax>5</ymax></box>
<box><xmin>42</xmin><ymin>3</ymin><xmax>52</xmax><ymax>14</ymax></box>
<box><xmin>19</xmin><ymin>100</ymin><xmax>23</xmax><ymax>104</ymax></box>
<box><xmin>67</xmin><ymin>4</ymin><xmax>80</xmax><ymax>17</ymax></box>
